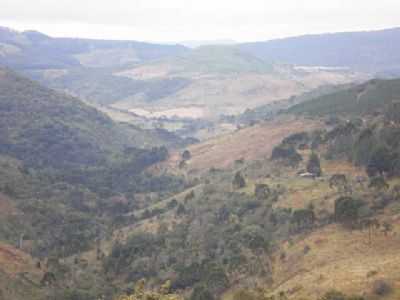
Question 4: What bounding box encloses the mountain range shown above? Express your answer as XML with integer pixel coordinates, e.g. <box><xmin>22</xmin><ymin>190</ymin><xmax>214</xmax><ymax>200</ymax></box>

<box><xmin>3</xmin><ymin>26</ymin><xmax>393</xmax><ymax>119</ymax></box>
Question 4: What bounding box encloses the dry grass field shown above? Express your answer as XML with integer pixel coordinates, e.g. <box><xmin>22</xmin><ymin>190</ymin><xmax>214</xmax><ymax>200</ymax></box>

<box><xmin>0</xmin><ymin>242</ymin><xmax>43</xmax><ymax>279</ymax></box>
<box><xmin>268</xmin><ymin>218</ymin><xmax>400</xmax><ymax>299</ymax></box>
<box><xmin>159</xmin><ymin>117</ymin><xmax>320</xmax><ymax>173</ymax></box>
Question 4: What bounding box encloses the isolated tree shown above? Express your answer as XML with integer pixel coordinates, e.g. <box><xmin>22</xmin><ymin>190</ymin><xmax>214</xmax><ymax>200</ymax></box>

<box><xmin>216</xmin><ymin>205</ymin><xmax>230</xmax><ymax>224</ymax></box>
<box><xmin>329</xmin><ymin>174</ymin><xmax>348</xmax><ymax>193</ymax></box>
<box><xmin>281</xmin><ymin>132</ymin><xmax>309</xmax><ymax>147</ymax></box>
<box><xmin>372</xmin><ymin>280</ymin><xmax>392</xmax><ymax>297</ymax></box>
<box><xmin>167</xmin><ymin>199</ymin><xmax>178</xmax><ymax>209</ymax></box>
<box><xmin>382</xmin><ymin>221</ymin><xmax>393</xmax><ymax>237</ymax></box>
<box><xmin>366</xmin><ymin>147</ymin><xmax>394</xmax><ymax>177</ymax></box>
<box><xmin>334</xmin><ymin>196</ymin><xmax>364</xmax><ymax>227</ymax></box>
<box><xmin>182</xmin><ymin>150</ymin><xmax>192</xmax><ymax>161</ymax></box>
<box><xmin>232</xmin><ymin>171</ymin><xmax>246</xmax><ymax>189</ymax></box>
<box><xmin>330</xmin><ymin>174</ymin><xmax>352</xmax><ymax>195</ymax></box>
<box><xmin>176</xmin><ymin>203</ymin><xmax>186</xmax><ymax>216</ymax></box>
<box><xmin>184</xmin><ymin>190</ymin><xmax>195</xmax><ymax>201</ymax></box>
<box><xmin>291</xmin><ymin>208</ymin><xmax>315</xmax><ymax>231</ymax></box>
<box><xmin>361</xmin><ymin>218</ymin><xmax>380</xmax><ymax>245</ymax></box>
<box><xmin>254</xmin><ymin>184</ymin><xmax>270</xmax><ymax>200</ymax></box>
<box><xmin>271</xmin><ymin>145</ymin><xmax>302</xmax><ymax>167</ymax></box>
<box><xmin>307</xmin><ymin>152</ymin><xmax>322</xmax><ymax>176</ymax></box>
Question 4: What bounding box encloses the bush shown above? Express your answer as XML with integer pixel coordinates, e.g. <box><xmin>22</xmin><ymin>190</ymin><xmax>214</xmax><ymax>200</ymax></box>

<box><xmin>271</xmin><ymin>145</ymin><xmax>302</xmax><ymax>167</ymax></box>
<box><xmin>232</xmin><ymin>172</ymin><xmax>246</xmax><ymax>189</ymax></box>
<box><xmin>372</xmin><ymin>280</ymin><xmax>392</xmax><ymax>296</ymax></box>
<box><xmin>334</xmin><ymin>197</ymin><xmax>364</xmax><ymax>226</ymax></box>
<box><xmin>232</xmin><ymin>289</ymin><xmax>259</xmax><ymax>300</ymax></box>
<box><xmin>55</xmin><ymin>289</ymin><xmax>96</xmax><ymax>300</ymax></box>
<box><xmin>320</xmin><ymin>290</ymin><xmax>365</xmax><ymax>300</ymax></box>
<box><xmin>190</xmin><ymin>285</ymin><xmax>215</xmax><ymax>300</ymax></box>
<box><xmin>254</xmin><ymin>184</ymin><xmax>270</xmax><ymax>200</ymax></box>
<box><xmin>167</xmin><ymin>199</ymin><xmax>178</xmax><ymax>209</ymax></box>
<box><xmin>281</xmin><ymin>132</ymin><xmax>309</xmax><ymax>147</ymax></box>
<box><xmin>320</xmin><ymin>290</ymin><xmax>346</xmax><ymax>300</ymax></box>
<box><xmin>291</xmin><ymin>208</ymin><xmax>315</xmax><ymax>231</ymax></box>
<box><xmin>366</xmin><ymin>146</ymin><xmax>396</xmax><ymax>177</ymax></box>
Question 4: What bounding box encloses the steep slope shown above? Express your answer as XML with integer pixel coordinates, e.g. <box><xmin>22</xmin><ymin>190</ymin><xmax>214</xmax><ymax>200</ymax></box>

<box><xmin>240</xmin><ymin>27</ymin><xmax>400</xmax><ymax>73</ymax></box>
<box><xmin>288</xmin><ymin>78</ymin><xmax>400</xmax><ymax>116</ymax></box>
<box><xmin>0</xmin><ymin>242</ymin><xmax>45</xmax><ymax>300</ymax></box>
<box><xmin>0</xmin><ymin>67</ymin><xmax>191</xmax><ymax>170</ymax></box>
<box><xmin>0</xmin><ymin>67</ymin><xmax>132</xmax><ymax>169</ymax></box>
<box><xmin>0</xmin><ymin>68</ymin><xmax>188</xmax><ymax>300</ymax></box>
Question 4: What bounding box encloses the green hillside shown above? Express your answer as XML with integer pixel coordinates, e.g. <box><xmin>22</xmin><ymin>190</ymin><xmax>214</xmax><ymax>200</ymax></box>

<box><xmin>0</xmin><ymin>67</ymin><xmax>185</xmax><ymax>249</ymax></box>
<box><xmin>288</xmin><ymin>78</ymin><xmax>400</xmax><ymax>116</ymax></box>
<box><xmin>0</xmin><ymin>67</ymin><xmax>190</xmax><ymax>168</ymax></box>
<box><xmin>0</xmin><ymin>67</ymin><xmax>188</xmax><ymax>300</ymax></box>
<box><xmin>0</xmin><ymin>67</ymin><xmax>126</xmax><ymax>169</ymax></box>
<box><xmin>173</xmin><ymin>45</ymin><xmax>274</xmax><ymax>74</ymax></box>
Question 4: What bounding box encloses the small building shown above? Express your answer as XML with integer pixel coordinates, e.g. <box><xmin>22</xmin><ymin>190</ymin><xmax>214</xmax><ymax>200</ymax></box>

<box><xmin>299</xmin><ymin>172</ymin><xmax>316</xmax><ymax>179</ymax></box>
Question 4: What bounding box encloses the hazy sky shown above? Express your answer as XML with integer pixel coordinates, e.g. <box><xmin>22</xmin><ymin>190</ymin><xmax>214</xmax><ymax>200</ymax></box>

<box><xmin>1</xmin><ymin>0</ymin><xmax>400</xmax><ymax>42</ymax></box>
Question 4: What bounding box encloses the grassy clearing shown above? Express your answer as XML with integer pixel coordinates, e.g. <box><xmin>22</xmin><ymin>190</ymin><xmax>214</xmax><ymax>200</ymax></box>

<box><xmin>267</xmin><ymin>216</ymin><xmax>400</xmax><ymax>299</ymax></box>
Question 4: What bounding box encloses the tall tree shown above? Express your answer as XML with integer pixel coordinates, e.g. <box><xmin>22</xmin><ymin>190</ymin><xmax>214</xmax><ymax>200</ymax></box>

<box><xmin>307</xmin><ymin>152</ymin><xmax>322</xmax><ymax>176</ymax></box>
<box><xmin>232</xmin><ymin>172</ymin><xmax>246</xmax><ymax>189</ymax></box>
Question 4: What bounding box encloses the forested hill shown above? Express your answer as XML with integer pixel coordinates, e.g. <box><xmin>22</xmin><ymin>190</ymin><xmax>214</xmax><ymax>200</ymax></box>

<box><xmin>287</xmin><ymin>78</ymin><xmax>400</xmax><ymax>116</ymax></box>
<box><xmin>0</xmin><ymin>67</ymin><xmax>185</xmax><ymax>196</ymax></box>
<box><xmin>0</xmin><ymin>66</ymin><xmax>133</xmax><ymax>169</ymax></box>
<box><xmin>0</xmin><ymin>67</ymin><xmax>186</xmax><ymax>300</ymax></box>
<box><xmin>239</xmin><ymin>27</ymin><xmax>400</xmax><ymax>72</ymax></box>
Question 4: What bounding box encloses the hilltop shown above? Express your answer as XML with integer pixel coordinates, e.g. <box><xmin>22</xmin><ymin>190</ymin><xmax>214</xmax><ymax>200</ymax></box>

<box><xmin>288</xmin><ymin>78</ymin><xmax>400</xmax><ymax>116</ymax></box>
<box><xmin>239</xmin><ymin>27</ymin><xmax>400</xmax><ymax>73</ymax></box>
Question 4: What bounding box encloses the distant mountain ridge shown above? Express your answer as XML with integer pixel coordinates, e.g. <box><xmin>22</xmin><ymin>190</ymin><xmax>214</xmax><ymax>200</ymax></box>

<box><xmin>3</xmin><ymin>26</ymin><xmax>400</xmax><ymax>73</ymax></box>
<box><xmin>1</xmin><ymin>25</ymin><xmax>392</xmax><ymax>117</ymax></box>
<box><xmin>178</xmin><ymin>39</ymin><xmax>236</xmax><ymax>48</ymax></box>
<box><xmin>239</xmin><ymin>27</ymin><xmax>400</xmax><ymax>72</ymax></box>
<box><xmin>0</xmin><ymin>26</ymin><xmax>188</xmax><ymax>70</ymax></box>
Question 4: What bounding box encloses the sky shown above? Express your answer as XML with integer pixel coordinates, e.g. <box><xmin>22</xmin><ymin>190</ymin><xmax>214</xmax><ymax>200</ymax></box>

<box><xmin>1</xmin><ymin>0</ymin><xmax>400</xmax><ymax>43</ymax></box>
